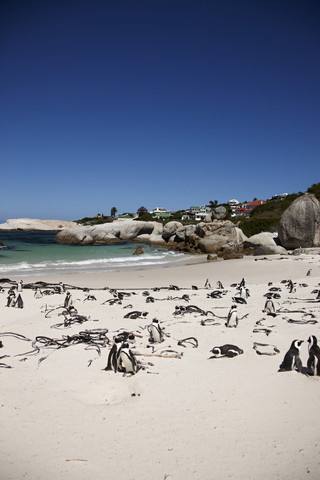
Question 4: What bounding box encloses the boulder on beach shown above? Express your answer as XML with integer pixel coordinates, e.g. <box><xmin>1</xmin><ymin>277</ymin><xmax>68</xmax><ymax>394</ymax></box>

<box><xmin>278</xmin><ymin>194</ymin><xmax>320</xmax><ymax>249</ymax></box>
<box><xmin>133</xmin><ymin>245</ymin><xmax>144</xmax><ymax>255</ymax></box>
<box><xmin>55</xmin><ymin>220</ymin><xmax>164</xmax><ymax>246</ymax></box>
<box><xmin>0</xmin><ymin>218</ymin><xmax>77</xmax><ymax>231</ymax></box>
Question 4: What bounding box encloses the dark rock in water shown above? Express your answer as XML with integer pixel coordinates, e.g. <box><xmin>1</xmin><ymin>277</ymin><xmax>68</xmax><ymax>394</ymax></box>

<box><xmin>278</xmin><ymin>194</ymin><xmax>320</xmax><ymax>249</ymax></box>
<box><xmin>133</xmin><ymin>245</ymin><xmax>144</xmax><ymax>256</ymax></box>
<box><xmin>0</xmin><ymin>241</ymin><xmax>7</xmax><ymax>249</ymax></box>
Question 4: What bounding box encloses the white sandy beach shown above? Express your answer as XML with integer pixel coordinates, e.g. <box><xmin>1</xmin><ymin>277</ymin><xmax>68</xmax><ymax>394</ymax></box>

<box><xmin>1</xmin><ymin>253</ymin><xmax>320</xmax><ymax>480</ymax></box>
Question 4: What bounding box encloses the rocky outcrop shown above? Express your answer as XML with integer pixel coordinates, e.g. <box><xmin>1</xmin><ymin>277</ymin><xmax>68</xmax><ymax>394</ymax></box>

<box><xmin>0</xmin><ymin>218</ymin><xmax>77</xmax><ymax>231</ymax></box>
<box><xmin>54</xmin><ymin>217</ymin><xmax>287</xmax><ymax>258</ymax></box>
<box><xmin>278</xmin><ymin>194</ymin><xmax>320</xmax><ymax>249</ymax></box>
<box><xmin>204</xmin><ymin>206</ymin><xmax>227</xmax><ymax>222</ymax></box>
<box><xmin>55</xmin><ymin>220</ymin><xmax>165</xmax><ymax>246</ymax></box>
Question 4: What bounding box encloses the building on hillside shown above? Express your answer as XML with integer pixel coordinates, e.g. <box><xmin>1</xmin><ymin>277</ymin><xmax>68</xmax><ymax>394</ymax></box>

<box><xmin>271</xmin><ymin>193</ymin><xmax>289</xmax><ymax>201</ymax></box>
<box><xmin>234</xmin><ymin>199</ymin><xmax>266</xmax><ymax>217</ymax></box>
<box><xmin>187</xmin><ymin>206</ymin><xmax>211</xmax><ymax>221</ymax></box>
<box><xmin>151</xmin><ymin>207</ymin><xmax>172</xmax><ymax>219</ymax></box>
<box><xmin>228</xmin><ymin>199</ymin><xmax>240</xmax><ymax>216</ymax></box>
<box><xmin>136</xmin><ymin>206</ymin><xmax>149</xmax><ymax>217</ymax></box>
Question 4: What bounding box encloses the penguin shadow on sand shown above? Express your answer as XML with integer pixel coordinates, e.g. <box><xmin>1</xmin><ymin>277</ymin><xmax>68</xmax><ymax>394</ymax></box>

<box><xmin>278</xmin><ymin>336</ymin><xmax>320</xmax><ymax>377</ymax></box>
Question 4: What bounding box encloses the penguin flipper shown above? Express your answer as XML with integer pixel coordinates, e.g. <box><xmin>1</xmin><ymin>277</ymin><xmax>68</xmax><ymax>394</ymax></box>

<box><xmin>294</xmin><ymin>356</ymin><xmax>303</xmax><ymax>373</ymax></box>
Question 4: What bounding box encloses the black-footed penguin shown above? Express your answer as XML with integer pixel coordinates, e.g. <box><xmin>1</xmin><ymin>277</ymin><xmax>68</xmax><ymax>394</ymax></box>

<box><xmin>225</xmin><ymin>305</ymin><xmax>238</xmax><ymax>328</ymax></box>
<box><xmin>148</xmin><ymin>318</ymin><xmax>164</xmax><ymax>343</ymax></box>
<box><xmin>217</xmin><ymin>281</ymin><xmax>224</xmax><ymax>289</ymax></box>
<box><xmin>307</xmin><ymin>335</ymin><xmax>320</xmax><ymax>376</ymax></box>
<box><xmin>34</xmin><ymin>288</ymin><xmax>43</xmax><ymax>299</ymax></box>
<box><xmin>6</xmin><ymin>291</ymin><xmax>16</xmax><ymax>307</ymax></box>
<box><xmin>239</xmin><ymin>278</ymin><xmax>246</xmax><ymax>288</ymax></box>
<box><xmin>204</xmin><ymin>279</ymin><xmax>212</xmax><ymax>289</ymax></box>
<box><xmin>119</xmin><ymin>342</ymin><xmax>138</xmax><ymax>374</ymax></box>
<box><xmin>263</xmin><ymin>299</ymin><xmax>276</xmax><ymax>316</ymax></box>
<box><xmin>15</xmin><ymin>294</ymin><xmax>24</xmax><ymax>309</ymax></box>
<box><xmin>105</xmin><ymin>336</ymin><xmax>123</xmax><ymax>372</ymax></box>
<box><xmin>17</xmin><ymin>280</ymin><xmax>23</xmax><ymax>292</ymax></box>
<box><xmin>64</xmin><ymin>291</ymin><xmax>72</xmax><ymax>308</ymax></box>
<box><xmin>239</xmin><ymin>286</ymin><xmax>249</xmax><ymax>300</ymax></box>
<box><xmin>210</xmin><ymin>344</ymin><xmax>243</xmax><ymax>358</ymax></box>
<box><xmin>279</xmin><ymin>340</ymin><xmax>303</xmax><ymax>372</ymax></box>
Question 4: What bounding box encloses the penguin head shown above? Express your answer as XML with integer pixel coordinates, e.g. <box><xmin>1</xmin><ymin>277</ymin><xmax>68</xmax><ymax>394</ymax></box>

<box><xmin>152</xmin><ymin>318</ymin><xmax>159</xmax><ymax>324</ymax></box>
<box><xmin>293</xmin><ymin>339</ymin><xmax>304</xmax><ymax>349</ymax></box>
<box><xmin>211</xmin><ymin>347</ymin><xmax>221</xmax><ymax>356</ymax></box>
<box><xmin>308</xmin><ymin>335</ymin><xmax>317</xmax><ymax>347</ymax></box>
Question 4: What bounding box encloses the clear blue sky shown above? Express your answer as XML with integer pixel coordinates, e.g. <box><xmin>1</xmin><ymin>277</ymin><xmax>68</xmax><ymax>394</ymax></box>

<box><xmin>1</xmin><ymin>0</ymin><xmax>319</xmax><ymax>221</ymax></box>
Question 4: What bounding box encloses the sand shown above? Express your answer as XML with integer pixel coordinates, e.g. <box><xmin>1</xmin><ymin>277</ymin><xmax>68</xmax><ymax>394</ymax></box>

<box><xmin>1</xmin><ymin>253</ymin><xmax>320</xmax><ymax>480</ymax></box>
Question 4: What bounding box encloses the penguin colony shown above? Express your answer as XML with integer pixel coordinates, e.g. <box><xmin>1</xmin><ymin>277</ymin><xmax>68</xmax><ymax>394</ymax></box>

<box><xmin>1</xmin><ymin>270</ymin><xmax>320</xmax><ymax>377</ymax></box>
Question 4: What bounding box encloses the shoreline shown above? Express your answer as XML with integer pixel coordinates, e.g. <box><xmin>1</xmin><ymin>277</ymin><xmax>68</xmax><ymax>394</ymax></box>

<box><xmin>3</xmin><ymin>251</ymin><xmax>318</xmax><ymax>288</ymax></box>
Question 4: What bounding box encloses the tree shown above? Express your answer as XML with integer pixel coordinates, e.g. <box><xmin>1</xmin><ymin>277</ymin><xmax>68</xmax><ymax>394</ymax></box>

<box><xmin>111</xmin><ymin>207</ymin><xmax>117</xmax><ymax>218</ymax></box>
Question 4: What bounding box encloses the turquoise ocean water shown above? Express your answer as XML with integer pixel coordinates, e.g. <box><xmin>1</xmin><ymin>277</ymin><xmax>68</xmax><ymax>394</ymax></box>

<box><xmin>0</xmin><ymin>232</ymin><xmax>191</xmax><ymax>276</ymax></box>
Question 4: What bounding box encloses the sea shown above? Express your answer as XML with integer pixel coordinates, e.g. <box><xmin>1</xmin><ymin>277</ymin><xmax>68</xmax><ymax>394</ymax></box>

<box><xmin>0</xmin><ymin>231</ymin><xmax>193</xmax><ymax>276</ymax></box>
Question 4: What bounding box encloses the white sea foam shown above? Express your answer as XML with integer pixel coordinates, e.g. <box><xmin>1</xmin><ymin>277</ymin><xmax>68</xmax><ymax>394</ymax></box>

<box><xmin>0</xmin><ymin>251</ymin><xmax>191</xmax><ymax>274</ymax></box>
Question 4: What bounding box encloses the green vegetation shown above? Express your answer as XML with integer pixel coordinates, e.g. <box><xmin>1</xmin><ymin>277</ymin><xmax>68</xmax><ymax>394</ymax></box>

<box><xmin>307</xmin><ymin>182</ymin><xmax>320</xmax><ymax>200</ymax></box>
<box><xmin>75</xmin><ymin>215</ymin><xmax>113</xmax><ymax>226</ymax></box>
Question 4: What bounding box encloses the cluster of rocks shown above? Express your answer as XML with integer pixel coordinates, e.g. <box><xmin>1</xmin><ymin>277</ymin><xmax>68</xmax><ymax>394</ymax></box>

<box><xmin>55</xmin><ymin>195</ymin><xmax>320</xmax><ymax>258</ymax></box>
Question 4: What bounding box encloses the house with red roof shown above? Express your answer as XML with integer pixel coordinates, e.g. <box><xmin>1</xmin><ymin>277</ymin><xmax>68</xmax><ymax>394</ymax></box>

<box><xmin>235</xmin><ymin>200</ymin><xmax>266</xmax><ymax>217</ymax></box>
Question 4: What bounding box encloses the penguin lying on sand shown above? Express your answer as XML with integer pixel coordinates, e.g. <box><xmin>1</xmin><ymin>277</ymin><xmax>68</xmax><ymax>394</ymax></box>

<box><xmin>278</xmin><ymin>340</ymin><xmax>303</xmax><ymax>372</ymax></box>
<box><xmin>210</xmin><ymin>344</ymin><xmax>243</xmax><ymax>358</ymax></box>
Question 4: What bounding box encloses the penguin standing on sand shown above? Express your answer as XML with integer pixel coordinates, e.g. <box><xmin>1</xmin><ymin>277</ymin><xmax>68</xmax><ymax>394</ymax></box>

<box><xmin>263</xmin><ymin>299</ymin><xmax>276</xmax><ymax>316</ymax></box>
<box><xmin>119</xmin><ymin>342</ymin><xmax>138</xmax><ymax>374</ymax></box>
<box><xmin>226</xmin><ymin>305</ymin><xmax>238</xmax><ymax>328</ymax></box>
<box><xmin>279</xmin><ymin>340</ymin><xmax>303</xmax><ymax>372</ymax></box>
<box><xmin>34</xmin><ymin>288</ymin><xmax>43</xmax><ymax>299</ymax></box>
<box><xmin>17</xmin><ymin>280</ymin><xmax>23</xmax><ymax>292</ymax></box>
<box><xmin>105</xmin><ymin>336</ymin><xmax>123</xmax><ymax>372</ymax></box>
<box><xmin>307</xmin><ymin>335</ymin><xmax>320</xmax><ymax>376</ymax></box>
<box><xmin>239</xmin><ymin>286</ymin><xmax>249</xmax><ymax>300</ymax></box>
<box><xmin>64</xmin><ymin>291</ymin><xmax>73</xmax><ymax>308</ymax></box>
<box><xmin>58</xmin><ymin>282</ymin><xmax>65</xmax><ymax>294</ymax></box>
<box><xmin>15</xmin><ymin>294</ymin><xmax>24</xmax><ymax>309</ymax></box>
<box><xmin>6</xmin><ymin>291</ymin><xmax>16</xmax><ymax>307</ymax></box>
<box><xmin>148</xmin><ymin>318</ymin><xmax>164</xmax><ymax>343</ymax></box>
<box><xmin>204</xmin><ymin>279</ymin><xmax>212</xmax><ymax>289</ymax></box>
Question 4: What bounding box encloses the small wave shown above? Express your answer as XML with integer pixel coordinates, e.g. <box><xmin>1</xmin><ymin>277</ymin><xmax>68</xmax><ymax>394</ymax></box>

<box><xmin>0</xmin><ymin>251</ymin><xmax>191</xmax><ymax>274</ymax></box>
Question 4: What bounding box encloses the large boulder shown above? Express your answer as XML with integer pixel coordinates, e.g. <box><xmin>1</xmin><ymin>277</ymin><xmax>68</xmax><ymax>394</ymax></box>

<box><xmin>204</xmin><ymin>207</ymin><xmax>227</xmax><ymax>223</ymax></box>
<box><xmin>244</xmin><ymin>232</ymin><xmax>278</xmax><ymax>248</ymax></box>
<box><xmin>278</xmin><ymin>194</ymin><xmax>320</xmax><ymax>249</ymax></box>
<box><xmin>196</xmin><ymin>220</ymin><xmax>243</xmax><ymax>254</ymax></box>
<box><xmin>162</xmin><ymin>221</ymin><xmax>183</xmax><ymax>241</ymax></box>
<box><xmin>55</xmin><ymin>220</ymin><xmax>163</xmax><ymax>245</ymax></box>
